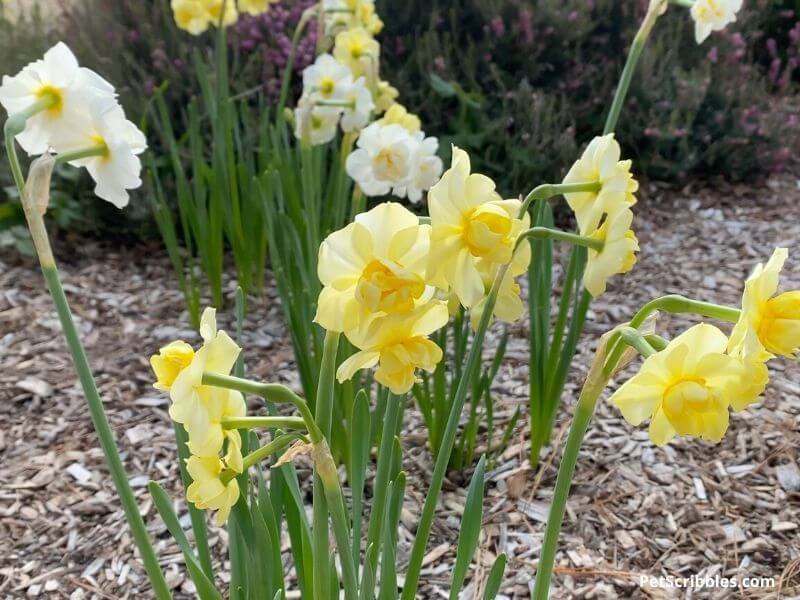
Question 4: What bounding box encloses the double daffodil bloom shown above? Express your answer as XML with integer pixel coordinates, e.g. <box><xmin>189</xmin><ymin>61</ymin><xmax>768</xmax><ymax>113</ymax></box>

<box><xmin>186</xmin><ymin>454</ymin><xmax>241</xmax><ymax>525</ymax></box>
<box><xmin>151</xmin><ymin>307</ymin><xmax>241</xmax><ymax>454</ymax></box>
<box><xmin>562</xmin><ymin>133</ymin><xmax>638</xmax><ymax>234</ymax></box>
<box><xmin>379</xmin><ymin>103</ymin><xmax>421</xmax><ymax>133</ymax></box>
<box><xmin>428</xmin><ymin>146</ymin><xmax>530</xmax><ymax>309</ymax></box>
<box><xmin>611</xmin><ymin>323</ymin><xmax>746</xmax><ymax>446</ymax></box>
<box><xmin>729</xmin><ymin>248</ymin><xmax>800</xmax><ymax>358</ymax></box>
<box><xmin>334</xmin><ymin>28</ymin><xmax>379</xmax><ymax>79</ymax></box>
<box><xmin>315</xmin><ymin>202</ymin><xmax>432</xmax><ymax>332</ymax></box>
<box><xmin>583</xmin><ymin>207</ymin><xmax>638</xmax><ymax>297</ymax></box>
<box><xmin>337</xmin><ymin>300</ymin><xmax>448</xmax><ymax>394</ymax></box>
<box><xmin>691</xmin><ymin>0</ymin><xmax>743</xmax><ymax>44</ymax></box>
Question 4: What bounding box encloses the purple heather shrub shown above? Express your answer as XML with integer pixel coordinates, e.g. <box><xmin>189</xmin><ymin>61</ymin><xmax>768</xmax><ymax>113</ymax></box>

<box><xmin>229</xmin><ymin>0</ymin><xmax>318</xmax><ymax>99</ymax></box>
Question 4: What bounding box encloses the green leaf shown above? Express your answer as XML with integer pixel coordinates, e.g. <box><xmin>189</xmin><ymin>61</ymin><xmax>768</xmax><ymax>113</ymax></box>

<box><xmin>147</xmin><ymin>482</ymin><xmax>222</xmax><ymax>600</ymax></box>
<box><xmin>350</xmin><ymin>389</ymin><xmax>371</xmax><ymax>567</ymax></box>
<box><xmin>448</xmin><ymin>456</ymin><xmax>486</xmax><ymax>600</ymax></box>
<box><xmin>482</xmin><ymin>553</ymin><xmax>507</xmax><ymax>600</ymax></box>
<box><xmin>429</xmin><ymin>73</ymin><xmax>457</xmax><ymax>98</ymax></box>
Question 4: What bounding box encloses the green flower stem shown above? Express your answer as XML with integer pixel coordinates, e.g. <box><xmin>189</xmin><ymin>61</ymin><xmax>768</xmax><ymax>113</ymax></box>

<box><xmin>520</xmin><ymin>181</ymin><xmax>601</xmax><ymax>216</ymax></box>
<box><xmin>54</xmin><ymin>143</ymin><xmax>107</xmax><ymax>165</ymax></box>
<box><xmin>6</xmin><ymin>117</ymin><xmax>171</xmax><ymax>599</ymax></box>
<box><xmin>533</xmin><ymin>325</ymin><xmax>662</xmax><ymax>598</ymax></box>
<box><xmin>645</xmin><ymin>333</ymin><xmax>669</xmax><ymax>351</ymax></box>
<box><xmin>603</xmin><ymin>294</ymin><xmax>740</xmax><ymax>376</ymax></box>
<box><xmin>402</xmin><ymin>262</ymin><xmax>510</xmax><ymax>600</ymax></box>
<box><xmin>532</xmin><ymin>368</ymin><xmax>608</xmax><ymax>599</ymax></box>
<box><xmin>277</xmin><ymin>7</ymin><xmax>315</xmax><ymax>116</ymax></box>
<box><xmin>314</xmin><ymin>99</ymin><xmax>356</xmax><ymax>108</ymax></box>
<box><xmin>221</xmin><ymin>416</ymin><xmax>307</xmax><ymax>430</ymax></box>
<box><xmin>603</xmin><ymin>0</ymin><xmax>666</xmax><ymax>134</ymax></box>
<box><xmin>515</xmin><ymin>227</ymin><xmax>603</xmax><ymax>253</ymax></box>
<box><xmin>669</xmin><ymin>0</ymin><xmax>694</xmax><ymax>7</ymax></box>
<box><xmin>201</xmin><ymin>373</ymin><xmax>324</xmax><ymax>442</ymax></box>
<box><xmin>617</xmin><ymin>326</ymin><xmax>657</xmax><ymax>358</ymax></box>
<box><xmin>313</xmin><ymin>331</ymin><xmax>358</xmax><ymax>600</ymax></box>
<box><xmin>221</xmin><ymin>432</ymin><xmax>309</xmax><ymax>484</ymax></box>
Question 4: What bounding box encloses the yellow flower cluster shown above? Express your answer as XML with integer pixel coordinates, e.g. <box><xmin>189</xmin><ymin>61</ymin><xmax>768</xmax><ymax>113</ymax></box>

<box><xmin>563</xmin><ymin>133</ymin><xmax>639</xmax><ymax>297</ymax></box>
<box><xmin>171</xmin><ymin>0</ymin><xmax>277</xmax><ymax>35</ymax></box>
<box><xmin>316</xmin><ymin>146</ymin><xmax>531</xmax><ymax>394</ymax></box>
<box><xmin>150</xmin><ymin>308</ymin><xmax>243</xmax><ymax>524</ymax></box>
<box><xmin>611</xmin><ymin>248</ymin><xmax>800</xmax><ymax>446</ymax></box>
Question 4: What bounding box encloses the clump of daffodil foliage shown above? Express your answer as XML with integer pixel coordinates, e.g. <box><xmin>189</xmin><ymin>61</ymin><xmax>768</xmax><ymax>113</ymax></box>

<box><xmin>8</xmin><ymin>1</ymin><xmax>791</xmax><ymax>599</ymax></box>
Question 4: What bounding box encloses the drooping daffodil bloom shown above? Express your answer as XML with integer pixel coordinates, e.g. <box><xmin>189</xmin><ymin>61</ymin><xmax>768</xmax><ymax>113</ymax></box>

<box><xmin>691</xmin><ymin>0</ymin><xmax>743</xmax><ymax>44</ymax></box>
<box><xmin>379</xmin><ymin>103</ymin><xmax>422</xmax><ymax>134</ymax></box>
<box><xmin>469</xmin><ymin>256</ymin><xmax>530</xmax><ymax>330</ymax></box>
<box><xmin>59</xmin><ymin>97</ymin><xmax>147</xmax><ymax>208</ymax></box>
<box><xmin>185</xmin><ymin>387</ymin><xmax>246</xmax><ymax>467</ymax></box>
<box><xmin>315</xmin><ymin>202</ymin><xmax>433</xmax><ymax>332</ymax></box>
<box><xmin>427</xmin><ymin>145</ymin><xmax>530</xmax><ymax>309</ymax></box>
<box><xmin>334</xmin><ymin>27</ymin><xmax>380</xmax><ymax>79</ymax></box>
<box><xmin>151</xmin><ymin>308</ymin><xmax>241</xmax><ymax>449</ymax></box>
<box><xmin>0</xmin><ymin>42</ymin><xmax>116</xmax><ymax>155</ymax></box>
<box><xmin>562</xmin><ymin>133</ymin><xmax>638</xmax><ymax>234</ymax></box>
<box><xmin>186</xmin><ymin>454</ymin><xmax>241</xmax><ymax>525</ymax></box>
<box><xmin>729</xmin><ymin>248</ymin><xmax>800</xmax><ymax>358</ymax></box>
<box><xmin>337</xmin><ymin>300</ymin><xmax>449</xmax><ymax>394</ymax></box>
<box><xmin>583</xmin><ymin>207</ymin><xmax>638</xmax><ymax>297</ymax></box>
<box><xmin>294</xmin><ymin>95</ymin><xmax>339</xmax><ymax>146</ymax></box>
<box><xmin>611</xmin><ymin>323</ymin><xmax>746</xmax><ymax>446</ymax></box>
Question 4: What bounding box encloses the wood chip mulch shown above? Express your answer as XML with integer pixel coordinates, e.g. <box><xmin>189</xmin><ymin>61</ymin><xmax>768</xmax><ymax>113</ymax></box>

<box><xmin>1</xmin><ymin>175</ymin><xmax>799</xmax><ymax>599</ymax></box>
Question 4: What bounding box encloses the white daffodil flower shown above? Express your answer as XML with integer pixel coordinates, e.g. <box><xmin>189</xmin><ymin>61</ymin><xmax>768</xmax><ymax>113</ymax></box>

<box><xmin>345</xmin><ymin>122</ymin><xmax>416</xmax><ymax>196</ymax></box>
<box><xmin>340</xmin><ymin>77</ymin><xmax>375</xmax><ymax>132</ymax></box>
<box><xmin>0</xmin><ymin>42</ymin><xmax>115</xmax><ymax>155</ymax></box>
<box><xmin>61</xmin><ymin>98</ymin><xmax>147</xmax><ymax>208</ymax></box>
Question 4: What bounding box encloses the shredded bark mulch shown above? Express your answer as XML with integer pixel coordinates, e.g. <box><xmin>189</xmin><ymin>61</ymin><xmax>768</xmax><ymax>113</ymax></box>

<box><xmin>1</xmin><ymin>175</ymin><xmax>799</xmax><ymax>599</ymax></box>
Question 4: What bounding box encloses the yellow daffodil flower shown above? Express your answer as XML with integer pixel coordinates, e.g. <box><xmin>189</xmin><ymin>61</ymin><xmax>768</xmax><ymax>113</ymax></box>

<box><xmin>334</xmin><ymin>28</ymin><xmax>379</xmax><ymax>79</ymax></box>
<box><xmin>583</xmin><ymin>207</ymin><xmax>638</xmax><ymax>297</ymax></box>
<box><xmin>152</xmin><ymin>308</ymin><xmax>241</xmax><ymax>442</ymax></box>
<box><xmin>337</xmin><ymin>300</ymin><xmax>448</xmax><ymax>394</ymax></box>
<box><xmin>728</xmin><ymin>248</ymin><xmax>800</xmax><ymax>358</ymax></box>
<box><xmin>315</xmin><ymin>202</ymin><xmax>433</xmax><ymax>332</ymax></box>
<box><xmin>186</xmin><ymin>454</ymin><xmax>241</xmax><ymax>525</ymax></box>
<box><xmin>239</xmin><ymin>0</ymin><xmax>277</xmax><ymax>16</ymax></box>
<box><xmin>427</xmin><ymin>145</ymin><xmax>530</xmax><ymax>309</ymax></box>
<box><xmin>171</xmin><ymin>0</ymin><xmax>212</xmax><ymax>34</ymax></box>
<box><xmin>469</xmin><ymin>259</ymin><xmax>528</xmax><ymax>330</ymax></box>
<box><xmin>379</xmin><ymin>104</ymin><xmax>421</xmax><ymax>133</ymax></box>
<box><xmin>563</xmin><ymin>133</ymin><xmax>638</xmax><ymax>234</ymax></box>
<box><xmin>151</xmin><ymin>341</ymin><xmax>195</xmax><ymax>391</ymax></box>
<box><xmin>185</xmin><ymin>388</ymin><xmax>246</xmax><ymax>465</ymax></box>
<box><xmin>205</xmin><ymin>0</ymin><xmax>238</xmax><ymax>26</ymax></box>
<box><xmin>611</xmin><ymin>323</ymin><xmax>746</xmax><ymax>446</ymax></box>
<box><xmin>375</xmin><ymin>80</ymin><xmax>399</xmax><ymax>113</ymax></box>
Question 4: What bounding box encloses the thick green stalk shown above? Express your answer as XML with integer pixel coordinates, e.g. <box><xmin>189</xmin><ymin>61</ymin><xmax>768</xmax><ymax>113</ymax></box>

<box><xmin>520</xmin><ymin>181</ymin><xmax>601</xmax><ymax>216</ymax></box>
<box><xmin>277</xmin><ymin>8</ymin><xmax>315</xmax><ymax>116</ymax></box>
<box><xmin>401</xmin><ymin>263</ymin><xmax>510</xmax><ymax>599</ymax></box>
<box><xmin>221</xmin><ymin>416</ymin><xmax>306</xmax><ymax>430</ymax></box>
<box><xmin>603</xmin><ymin>0</ymin><xmax>666</xmax><ymax>134</ymax></box>
<box><xmin>531</xmin><ymin>374</ymin><xmax>604</xmax><ymax>599</ymax></box>
<box><xmin>5</xmin><ymin>121</ymin><xmax>171</xmax><ymax>599</ymax></box>
<box><xmin>54</xmin><ymin>143</ymin><xmax>107</xmax><ymax>165</ymax></box>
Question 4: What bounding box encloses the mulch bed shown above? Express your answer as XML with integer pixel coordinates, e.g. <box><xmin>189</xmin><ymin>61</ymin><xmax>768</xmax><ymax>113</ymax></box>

<box><xmin>1</xmin><ymin>175</ymin><xmax>799</xmax><ymax>599</ymax></box>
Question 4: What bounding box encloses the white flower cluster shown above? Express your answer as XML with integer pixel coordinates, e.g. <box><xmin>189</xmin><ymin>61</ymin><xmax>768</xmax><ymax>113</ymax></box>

<box><xmin>294</xmin><ymin>54</ymin><xmax>375</xmax><ymax>145</ymax></box>
<box><xmin>345</xmin><ymin>121</ymin><xmax>442</xmax><ymax>204</ymax></box>
<box><xmin>0</xmin><ymin>42</ymin><xmax>146</xmax><ymax>208</ymax></box>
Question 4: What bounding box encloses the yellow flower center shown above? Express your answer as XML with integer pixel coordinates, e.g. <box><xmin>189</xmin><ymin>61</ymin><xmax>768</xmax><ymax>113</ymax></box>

<box><xmin>355</xmin><ymin>260</ymin><xmax>425</xmax><ymax>314</ymax></box>
<box><xmin>35</xmin><ymin>84</ymin><xmax>64</xmax><ymax>116</ymax></box>
<box><xmin>663</xmin><ymin>379</ymin><xmax>710</xmax><ymax>417</ymax></box>
<box><xmin>319</xmin><ymin>77</ymin><xmax>336</xmax><ymax>96</ymax></box>
<box><xmin>373</xmin><ymin>148</ymin><xmax>405</xmax><ymax>180</ymax></box>
<box><xmin>464</xmin><ymin>205</ymin><xmax>513</xmax><ymax>259</ymax></box>
<box><xmin>348</xmin><ymin>40</ymin><xmax>365</xmax><ymax>58</ymax></box>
